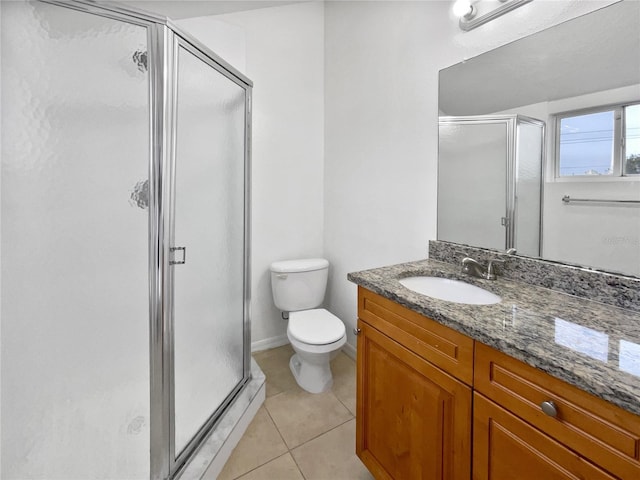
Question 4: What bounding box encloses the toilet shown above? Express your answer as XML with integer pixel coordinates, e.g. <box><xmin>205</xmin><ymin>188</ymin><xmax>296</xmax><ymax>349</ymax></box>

<box><xmin>270</xmin><ymin>258</ymin><xmax>347</xmax><ymax>394</ymax></box>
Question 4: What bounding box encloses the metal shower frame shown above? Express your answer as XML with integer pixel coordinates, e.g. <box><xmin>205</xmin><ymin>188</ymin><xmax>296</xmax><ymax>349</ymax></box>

<box><xmin>39</xmin><ymin>2</ymin><xmax>253</xmax><ymax>479</ymax></box>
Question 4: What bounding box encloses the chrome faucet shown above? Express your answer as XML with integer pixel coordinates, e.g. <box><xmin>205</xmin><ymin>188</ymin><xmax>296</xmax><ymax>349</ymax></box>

<box><xmin>461</xmin><ymin>257</ymin><xmax>486</xmax><ymax>278</ymax></box>
<box><xmin>461</xmin><ymin>255</ymin><xmax>509</xmax><ymax>280</ymax></box>
<box><xmin>485</xmin><ymin>258</ymin><xmax>505</xmax><ymax>280</ymax></box>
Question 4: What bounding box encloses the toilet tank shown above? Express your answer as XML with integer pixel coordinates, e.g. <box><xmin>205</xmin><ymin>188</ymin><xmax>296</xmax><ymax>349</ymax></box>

<box><xmin>270</xmin><ymin>258</ymin><xmax>329</xmax><ymax>312</ymax></box>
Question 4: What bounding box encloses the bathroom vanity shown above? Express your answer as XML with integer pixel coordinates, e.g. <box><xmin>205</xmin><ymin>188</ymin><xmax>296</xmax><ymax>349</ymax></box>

<box><xmin>348</xmin><ymin>253</ymin><xmax>640</xmax><ymax>480</ymax></box>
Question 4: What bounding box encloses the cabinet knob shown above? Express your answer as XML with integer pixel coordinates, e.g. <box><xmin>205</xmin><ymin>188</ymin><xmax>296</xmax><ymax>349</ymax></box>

<box><xmin>353</xmin><ymin>328</ymin><xmax>361</xmax><ymax>336</ymax></box>
<box><xmin>540</xmin><ymin>400</ymin><xmax>558</xmax><ymax>418</ymax></box>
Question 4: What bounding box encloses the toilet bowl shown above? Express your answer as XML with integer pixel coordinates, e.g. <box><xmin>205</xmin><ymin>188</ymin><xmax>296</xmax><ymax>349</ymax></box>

<box><xmin>286</xmin><ymin>309</ymin><xmax>347</xmax><ymax>393</ymax></box>
<box><xmin>270</xmin><ymin>258</ymin><xmax>347</xmax><ymax>394</ymax></box>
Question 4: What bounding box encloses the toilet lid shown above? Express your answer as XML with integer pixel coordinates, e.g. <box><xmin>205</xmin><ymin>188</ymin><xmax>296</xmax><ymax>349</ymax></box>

<box><xmin>288</xmin><ymin>309</ymin><xmax>346</xmax><ymax>345</ymax></box>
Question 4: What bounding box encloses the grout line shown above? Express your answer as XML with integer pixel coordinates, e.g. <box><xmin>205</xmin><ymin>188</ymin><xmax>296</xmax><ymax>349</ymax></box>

<box><xmin>231</xmin><ymin>452</ymin><xmax>293</xmax><ymax>480</ymax></box>
<box><xmin>264</xmin><ymin>396</ymin><xmax>349</xmax><ymax>480</ymax></box>
<box><xmin>289</xmin><ymin>451</ymin><xmax>308</xmax><ymax>480</ymax></box>
<box><xmin>269</xmin><ymin>388</ymin><xmax>354</xmax><ymax>451</ymax></box>
<box><xmin>263</xmin><ymin>401</ymin><xmax>289</xmax><ymax>449</ymax></box>
<box><xmin>291</xmin><ymin>416</ymin><xmax>355</xmax><ymax>453</ymax></box>
<box><xmin>333</xmin><ymin>392</ymin><xmax>356</xmax><ymax>418</ymax></box>
<box><xmin>329</xmin><ymin>389</ymin><xmax>355</xmax><ymax>419</ymax></box>
<box><xmin>225</xmin><ymin>408</ymin><xmax>286</xmax><ymax>480</ymax></box>
<box><xmin>233</xmin><ymin>348</ymin><xmax>357</xmax><ymax>479</ymax></box>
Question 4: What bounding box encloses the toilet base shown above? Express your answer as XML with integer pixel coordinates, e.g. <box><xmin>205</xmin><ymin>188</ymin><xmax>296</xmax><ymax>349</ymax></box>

<box><xmin>289</xmin><ymin>353</ymin><xmax>333</xmax><ymax>394</ymax></box>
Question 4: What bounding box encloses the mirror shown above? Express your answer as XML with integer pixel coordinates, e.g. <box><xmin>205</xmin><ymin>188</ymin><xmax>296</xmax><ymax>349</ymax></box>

<box><xmin>438</xmin><ymin>115</ymin><xmax>544</xmax><ymax>257</ymax></box>
<box><xmin>438</xmin><ymin>1</ymin><xmax>640</xmax><ymax>277</ymax></box>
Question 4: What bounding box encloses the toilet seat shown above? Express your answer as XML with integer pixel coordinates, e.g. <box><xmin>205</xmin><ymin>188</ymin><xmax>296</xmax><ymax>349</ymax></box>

<box><xmin>288</xmin><ymin>308</ymin><xmax>346</xmax><ymax>345</ymax></box>
<box><xmin>287</xmin><ymin>332</ymin><xmax>346</xmax><ymax>355</ymax></box>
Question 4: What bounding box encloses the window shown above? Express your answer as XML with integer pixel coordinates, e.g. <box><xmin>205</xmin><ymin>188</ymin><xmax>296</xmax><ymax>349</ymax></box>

<box><xmin>626</xmin><ymin>103</ymin><xmax>640</xmax><ymax>174</ymax></box>
<box><xmin>555</xmin><ymin>102</ymin><xmax>640</xmax><ymax>178</ymax></box>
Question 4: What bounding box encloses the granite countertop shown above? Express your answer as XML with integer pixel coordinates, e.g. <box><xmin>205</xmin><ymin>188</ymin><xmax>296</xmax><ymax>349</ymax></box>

<box><xmin>348</xmin><ymin>258</ymin><xmax>640</xmax><ymax>416</ymax></box>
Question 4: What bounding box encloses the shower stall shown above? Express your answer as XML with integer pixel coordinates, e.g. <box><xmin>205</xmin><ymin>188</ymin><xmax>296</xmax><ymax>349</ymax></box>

<box><xmin>1</xmin><ymin>1</ymin><xmax>253</xmax><ymax>479</ymax></box>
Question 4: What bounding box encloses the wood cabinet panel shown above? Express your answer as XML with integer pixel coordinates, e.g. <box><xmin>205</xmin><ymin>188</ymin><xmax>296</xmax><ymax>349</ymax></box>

<box><xmin>358</xmin><ymin>287</ymin><xmax>474</xmax><ymax>384</ymax></box>
<box><xmin>356</xmin><ymin>320</ymin><xmax>472</xmax><ymax>480</ymax></box>
<box><xmin>474</xmin><ymin>392</ymin><xmax>617</xmax><ymax>480</ymax></box>
<box><xmin>354</xmin><ymin>287</ymin><xmax>640</xmax><ymax>480</ymax></box>
<box><xmin>474</xmin><ymin>342</ymin><xmax>640</xmax><ymax>479</ymax></box>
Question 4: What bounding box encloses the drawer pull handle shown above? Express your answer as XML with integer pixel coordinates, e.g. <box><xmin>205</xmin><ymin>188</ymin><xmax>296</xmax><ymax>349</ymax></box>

<box><xmin>541</xmin><ymin>400</ymin><xmax>558</xmax><ymax>418</ymax></box>
<box><xmin>353</xmin><ymin>328</ymin><xmax>361</xmax><ymax>336</ymax></box>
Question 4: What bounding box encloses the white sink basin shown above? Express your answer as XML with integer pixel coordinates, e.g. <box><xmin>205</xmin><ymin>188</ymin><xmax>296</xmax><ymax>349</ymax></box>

<box><xmin>399</xmin><ymin>276</ymin><xmax>501</xmax><ymax>305</ymax></box>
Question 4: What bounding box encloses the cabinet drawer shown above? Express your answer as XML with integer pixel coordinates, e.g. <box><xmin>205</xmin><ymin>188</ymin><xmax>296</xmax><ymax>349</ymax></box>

<box><xmin>358</xmin><ymin>287</ymin><xmax>474</xmax><ymax>384</ymax></box>
<box><xmin>475</xmin><ymin>342</ymin><xmax>640</xmax><ymax>479</ymax></box>
<box><xmin>474</xmin><ymin>392</ymin><xmax>616</xmax><ymax>480</ymax></box>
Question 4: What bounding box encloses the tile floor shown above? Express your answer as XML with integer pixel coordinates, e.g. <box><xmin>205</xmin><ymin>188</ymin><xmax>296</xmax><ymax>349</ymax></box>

<box><xmin>218</xmin><ymin>345</ymin><xmax>374</xmax><ymax>480</ymax></box>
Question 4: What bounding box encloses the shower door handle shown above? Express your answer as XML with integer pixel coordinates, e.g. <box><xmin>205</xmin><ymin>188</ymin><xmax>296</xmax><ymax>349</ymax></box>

<box><xmin>170</xmin><ymin>246</ymin><xmax>186</xmax><ymax>265</ymax></box>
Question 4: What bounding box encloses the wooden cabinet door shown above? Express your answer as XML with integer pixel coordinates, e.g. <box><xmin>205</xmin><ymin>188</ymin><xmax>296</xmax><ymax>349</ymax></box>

<box><xmin>473</xmin><ymin>393</ymin><xmax>617</xmax><ymax>480</ymax></box>
<box><xmin>474</xmin><ymin>342</ymin><xmax>640</xmax><ymax>479</ymax></box>
<box><xmin>356</xmin><ymin>320</ymin><xmax>472</xmax><ymax>480</ymax></box>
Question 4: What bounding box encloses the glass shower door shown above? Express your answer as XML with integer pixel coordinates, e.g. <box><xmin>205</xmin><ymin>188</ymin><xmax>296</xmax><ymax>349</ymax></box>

<box><xmin>438</xmin><ymin>121</ymin><xmax>509</xmax><ymax>250</ymax></box>
<box><xmin>171</xmin><ymin>42</ymin><xmax>248</xmax><ymax>459</ymax></box>
<box><xmin>1</xmin><ymin>2</ymin><xmax>151</xmax><ymax>478</ymax></box>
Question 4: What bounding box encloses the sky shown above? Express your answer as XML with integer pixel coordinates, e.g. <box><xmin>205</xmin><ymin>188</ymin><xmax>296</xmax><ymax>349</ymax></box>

<box><xmin>559</xmin><ymin>104</ymin><xmax>640</xmax><ymax>176</ymax></box>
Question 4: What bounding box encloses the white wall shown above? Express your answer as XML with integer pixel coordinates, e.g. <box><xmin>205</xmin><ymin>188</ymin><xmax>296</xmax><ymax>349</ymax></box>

<box><xmin>175</xmin><ymin>15</ymin><xmax>247</xmax><ymax>72</ymax></box>
<box><xmin>323</xmin><ymin>0</ymin><xmax>619</xmax><ymax>350</ymax></box>
<box><xmin>324</xmin><ymin>1</ymin><xmax>442</xmax><ymax>350</ymax></box>
<box><xmin>177</xmin><ymin>0</ymin><xmax>621</xmax><ymax>351</ymax></box>
<box><xmin>190</xmin><ymin>2</ymin><xmax>326</xmax><ymax>349</ymax></box>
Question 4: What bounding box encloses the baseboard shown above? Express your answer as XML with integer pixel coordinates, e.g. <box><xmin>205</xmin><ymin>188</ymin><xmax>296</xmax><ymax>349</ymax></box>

<box><xmin>342</xmin><ymin>341</ymin><xmax>357</xmax><ymax>360</ymax></box>
<box><xmin>251</xmin><ymin>334</ymin><xmax>289</xmax><ymax>352</ymax></box>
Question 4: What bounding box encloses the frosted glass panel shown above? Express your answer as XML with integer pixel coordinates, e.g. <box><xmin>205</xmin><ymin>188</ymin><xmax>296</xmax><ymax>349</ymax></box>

<box><xmin>173</xmin><ymin>46</ymin><xmax>246</xmax><ymax>454</ymax></box>
<box><xmin>438</xmin><ymin>122</ymin><xmax>507</xmax><ymax>250</ymax></box>
<box><xmin>515</xmin><ymin>122</ymin><xmax>543</xmax><ymax>257</ymax></box>
<box><xmin>1</xmin><ymin>2</ymin><xmax>150</xmax><ymax>479</ymax></box>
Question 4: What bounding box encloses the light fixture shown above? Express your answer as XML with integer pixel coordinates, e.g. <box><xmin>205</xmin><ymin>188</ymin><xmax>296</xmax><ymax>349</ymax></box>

<box><xmin>453</xmin><ymin>0</ymin><xmax>533</xmax><ymax>31</ymax></box>
<box><xmin>452</xmin><ymin>0</ymin><xmax>477</xmax><ymax>20</ymax></box>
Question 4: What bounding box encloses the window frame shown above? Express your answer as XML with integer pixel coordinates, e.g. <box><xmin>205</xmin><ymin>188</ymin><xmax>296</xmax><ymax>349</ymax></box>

<box><xmin>553</xmin><ymin>101</ymin><xmax>640</xmax><ymax>181</ymax></box>
<box><xmin>623</xmin><ymin>102</ymin><xmax>640</xmax><ymax>176</ymax></box>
